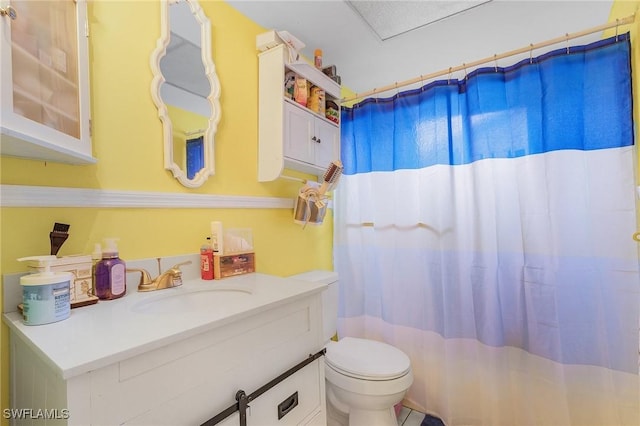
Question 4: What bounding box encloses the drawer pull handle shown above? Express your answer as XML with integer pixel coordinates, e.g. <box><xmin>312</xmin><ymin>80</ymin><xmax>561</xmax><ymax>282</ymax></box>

<box><xmin>277</xmin><ymin>391</ymin><xmax>298</xmax><ymax>420</ymax></box>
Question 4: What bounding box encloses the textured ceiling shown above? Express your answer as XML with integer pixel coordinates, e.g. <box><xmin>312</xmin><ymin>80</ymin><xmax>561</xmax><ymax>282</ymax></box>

<box><xmin>346</xmin><ymin>0</ymin><xmax>492</xmax><ymax>41</ymax></box>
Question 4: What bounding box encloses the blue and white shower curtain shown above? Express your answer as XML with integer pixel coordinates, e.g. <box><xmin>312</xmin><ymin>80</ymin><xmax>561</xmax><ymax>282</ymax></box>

<box><xmin>336</xmin><ymin>34</ymin><xmax>638</xmax><ymax>426</ymax></box>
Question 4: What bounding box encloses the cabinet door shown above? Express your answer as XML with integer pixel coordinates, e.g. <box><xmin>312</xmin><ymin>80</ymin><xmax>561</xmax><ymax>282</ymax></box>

<box><xmin>0</xmin><ymin>0</ymin><xmax>94</xmax><ymax>164</ymax></box>
<box><xmin>314</xmin><ymin>119</ymin><xmax>339</xmax><ymax>170</ymax></box>
<box><xmin>283</xmin><ymin>101</ymin><xmax>314</xmax><ymax>165</ymax></box>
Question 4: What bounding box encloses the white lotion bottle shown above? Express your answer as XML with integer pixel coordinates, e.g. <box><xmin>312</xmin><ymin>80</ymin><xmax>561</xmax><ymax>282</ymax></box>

<box><xmin>17</xmin><ymin>255</ymin><xmax>73</xmax><ymax>325</ymax></box>
<box><xmin>211</xmin><ymin>221</ymin><xmax>223</xmax><ymax>255</ymax></box>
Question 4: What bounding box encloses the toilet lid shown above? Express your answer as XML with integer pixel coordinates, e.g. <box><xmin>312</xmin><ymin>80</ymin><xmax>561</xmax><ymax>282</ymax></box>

<box><xmin>325</xmin><ymin>337</ymin><xmax>411</xmax><ymax>380</ymax></box>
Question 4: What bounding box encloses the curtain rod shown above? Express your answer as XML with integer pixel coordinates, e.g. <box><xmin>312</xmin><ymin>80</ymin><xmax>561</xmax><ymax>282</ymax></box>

<box><xmin>341</xmin><ymin>14</ymin><xmax>635</xmax><ymax>104</ymax></box>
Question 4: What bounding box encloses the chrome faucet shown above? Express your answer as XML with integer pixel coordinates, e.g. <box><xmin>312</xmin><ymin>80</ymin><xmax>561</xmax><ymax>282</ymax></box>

<box><xmin>128</xmin><ymin>260</ymin><xmax>193</xmax><ymax>292</ymax></box>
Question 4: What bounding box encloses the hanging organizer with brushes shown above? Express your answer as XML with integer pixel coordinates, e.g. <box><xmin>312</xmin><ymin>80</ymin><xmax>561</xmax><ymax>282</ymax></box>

<box><xmin>293</xmin><ymin>160</ymin><xmax>343</xmax><ymax>227</ymax></box>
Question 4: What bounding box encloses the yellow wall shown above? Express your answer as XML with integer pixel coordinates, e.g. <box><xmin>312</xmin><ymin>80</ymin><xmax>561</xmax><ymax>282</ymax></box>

<box><xmin>0</xmin><ymin>0</ymin><xmax>333</xmax><ymax>418</ymax></box>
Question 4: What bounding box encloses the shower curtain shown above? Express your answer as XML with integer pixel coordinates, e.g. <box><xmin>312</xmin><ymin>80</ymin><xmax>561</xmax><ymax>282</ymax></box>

<box><xmin>336</xmin><ymin>34</ymin><xmax>639</xmax><ymax>426</ymax></box>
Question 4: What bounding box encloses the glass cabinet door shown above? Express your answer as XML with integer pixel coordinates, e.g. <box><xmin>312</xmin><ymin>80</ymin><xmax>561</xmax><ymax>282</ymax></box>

<box><xmin>9</xmin><ymin>0</ymin><xmax>80</xmax><ymax>139</ymax></box>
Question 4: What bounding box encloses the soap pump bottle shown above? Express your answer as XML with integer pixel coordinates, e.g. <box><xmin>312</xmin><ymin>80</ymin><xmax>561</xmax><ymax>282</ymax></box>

<box><xmin>95</xmin><ymin>238</ymin><xmax>126</xmax><ymax>300</ymax></box>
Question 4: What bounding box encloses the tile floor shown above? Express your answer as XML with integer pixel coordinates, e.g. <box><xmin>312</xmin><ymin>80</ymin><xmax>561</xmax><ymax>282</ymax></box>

<box><xmin>397</xmin><ymin>405</ymin><xmax>426</xmax><ymax>426</ymax></box>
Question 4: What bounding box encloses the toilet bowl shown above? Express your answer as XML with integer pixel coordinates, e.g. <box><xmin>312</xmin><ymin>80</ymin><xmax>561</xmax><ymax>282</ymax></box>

<box><xmin>289</xmin><ymin>271</ymin><xmax>413</xmax><ymax>426</ymax></box>
<box><xmin>324</xmin><ymin>337</ymin><xmax>413</xmax><ymax>426</ymax></box>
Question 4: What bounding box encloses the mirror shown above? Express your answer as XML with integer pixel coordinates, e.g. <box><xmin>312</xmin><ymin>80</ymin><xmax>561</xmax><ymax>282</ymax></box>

<box><xmin>150</xmin><ymin>0</ymin><xmax>221</xmax><ymax>188</ymax></box>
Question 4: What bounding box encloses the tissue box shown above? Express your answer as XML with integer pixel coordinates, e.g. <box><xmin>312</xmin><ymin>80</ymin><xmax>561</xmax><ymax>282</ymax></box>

<box><xmin>213</xmin><ymin>252</ymin><xmax>255</xmax><ymax>279</ymax></box>
<box><xmin>27</xmin><ymin>254</ymin><xmax>98</xmax><ymax>307</ymax></box>
<box><xmin>224</xmin><ymin>228</ymin><xmax>254</xmax><ymax>254</ymax></box>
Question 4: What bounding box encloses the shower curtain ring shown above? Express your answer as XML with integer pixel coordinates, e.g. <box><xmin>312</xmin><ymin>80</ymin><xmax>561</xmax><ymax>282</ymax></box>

<box><xmin>447</xmin><ymin>67</ymin><xmax>452</xmax><ymax>84</ymax></box>
<box><xmin>395</xmin><ymin>82</ymin><xmax>399</xmax><ymax>97</ymax></box>
<box><xmin>463</xmin><ymin>63</ymin><xmax>468</xmax><ymax>80</ymax></box>
<box><xmin>529</xmin><ymin>44</ymin><xmax>534</xmax><ymax>64</ymax></box>
<box><xmin>494</xmin><ymin>54</ymin><xmax>498</xmax><ymax>72</ymax></box>
<box><xmin>566</xmin><ymin>33</ymin><xmax>570</xmax><ymax>54</ymax></box>
<box><xmin>616</xmin><ymin>18</ymin><xmax>619</xmax><ymax>41</ymax></box>
<box><xmin>420</xmin><ymin>75</ymin><xmax>425</xmax><ymax>91</ymax></box>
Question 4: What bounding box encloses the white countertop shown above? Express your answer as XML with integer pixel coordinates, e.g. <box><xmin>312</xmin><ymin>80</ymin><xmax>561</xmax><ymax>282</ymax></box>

<box><xmin>3</xmin><ymin>273</ymin><xmax>326</xmax><ymax>380</ymax></box>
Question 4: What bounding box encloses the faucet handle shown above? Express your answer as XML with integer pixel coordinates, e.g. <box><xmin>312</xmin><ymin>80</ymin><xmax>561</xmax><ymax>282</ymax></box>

<box><xmin>167</xmin><ymin>260</ymin><xmax>192</xmax><ymax>287</ymax></box>
<box><xmin>170</xmin><ymin>260</ymin><xmax>192</xmax><ymax>271</ymax></box>
<box><xmin>127</xmin><ymin>268</ymin><xmax>153</xmax><ymax>287</ymax></box>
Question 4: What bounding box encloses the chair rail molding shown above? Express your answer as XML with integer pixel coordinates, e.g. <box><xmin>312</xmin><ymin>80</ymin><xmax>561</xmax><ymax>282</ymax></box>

<box><xmin>0</xmin><ymin>185</ymin><xmax>294</xmax><ymax>209</ymax></box>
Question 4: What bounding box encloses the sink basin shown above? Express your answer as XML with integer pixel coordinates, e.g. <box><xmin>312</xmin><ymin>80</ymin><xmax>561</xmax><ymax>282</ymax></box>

<box><xmin>131</xmin><ymin>287</ymin><xmax>252</xmax><ymax>315</ymax></box>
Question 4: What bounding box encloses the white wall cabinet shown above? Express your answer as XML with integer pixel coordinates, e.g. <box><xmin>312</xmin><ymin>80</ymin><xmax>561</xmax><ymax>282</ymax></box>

<box><xmin>0</xmin><ymin>0</ymin><xmax>94</xmax><ymax>164</ymax></box>
<box><xmin>258</xmin><ymin>43</ymin><xmax>340</xmax><ymax>181</ymax></box>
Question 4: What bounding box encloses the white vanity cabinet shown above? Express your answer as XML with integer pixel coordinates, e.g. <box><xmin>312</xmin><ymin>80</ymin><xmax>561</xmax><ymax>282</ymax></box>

<box><xmin>258</xmin><ymin>43</ymin><xmax>340</xmax><ymax>181</ymax></box>
<box><xmin>5</xmin><ymin>274</ymin><xmax>327</xmax><ymax>425</ymax></box>
<box><xmin>0</xmin><ymin>0</ymin><xmax>94</xmax><ymax>164</ymax></box>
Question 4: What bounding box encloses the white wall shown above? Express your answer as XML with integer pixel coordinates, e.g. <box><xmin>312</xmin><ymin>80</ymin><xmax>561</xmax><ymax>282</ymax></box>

<box><xmin>228</xmin><ymin>1</ymin><xmax>614</xmax><ymax>95</ymax></box>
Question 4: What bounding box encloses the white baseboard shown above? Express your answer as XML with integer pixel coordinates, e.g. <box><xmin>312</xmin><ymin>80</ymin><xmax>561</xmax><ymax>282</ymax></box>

<box><xmin>0</xmin><ymin>185</ymin><xmax>294</xmax><ymax>209</ymax></box>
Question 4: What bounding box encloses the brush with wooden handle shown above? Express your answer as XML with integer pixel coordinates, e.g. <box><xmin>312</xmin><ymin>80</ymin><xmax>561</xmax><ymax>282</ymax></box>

<box><xmin>317</xmin><ymin>160</ymin><xmax>343</xmax><ymax>196</ymax></box>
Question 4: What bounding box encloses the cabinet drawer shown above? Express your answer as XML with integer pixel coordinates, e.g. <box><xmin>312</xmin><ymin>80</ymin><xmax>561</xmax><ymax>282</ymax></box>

<box><xmin>120</xmin><ymin>356</ymin><xmax>326</xmax><ymax>426</ymax></box>
<box><xmin>245</xmin><ymin>357</ymin><xmax>325</xmax><ymax>425</ymax></box>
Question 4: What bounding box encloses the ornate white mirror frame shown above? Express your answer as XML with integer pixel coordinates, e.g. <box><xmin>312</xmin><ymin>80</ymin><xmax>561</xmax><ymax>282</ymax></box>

<box><xmin>150</xmin><ymin>0</ymin><xmax>221</xmax><ymax>188</ymax></box>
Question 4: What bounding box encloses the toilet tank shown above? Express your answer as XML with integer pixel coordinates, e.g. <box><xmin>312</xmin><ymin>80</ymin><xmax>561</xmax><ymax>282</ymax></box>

<box><xmin>289</xmin><ymin>270</ymin><xmax>338</xmax><ymax>343</ymax></box>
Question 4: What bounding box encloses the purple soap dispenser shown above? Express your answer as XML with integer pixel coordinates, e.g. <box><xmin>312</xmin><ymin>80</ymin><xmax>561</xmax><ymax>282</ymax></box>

<box><xmin>95</xmin><ymin>238</ymin><xmax>126</xmax><ymax>300</ymax></box>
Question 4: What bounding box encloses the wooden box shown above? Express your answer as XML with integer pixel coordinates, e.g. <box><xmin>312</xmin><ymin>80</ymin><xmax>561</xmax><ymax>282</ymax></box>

<box><xmin>213</xmin><ymin>252</ymin><xmax>255</xmax><ymax>279</ymax></box>
<box><xmin>27</xmin><ymin>254</ymin><xmax>98</xmax><ymax>308</ymax></box>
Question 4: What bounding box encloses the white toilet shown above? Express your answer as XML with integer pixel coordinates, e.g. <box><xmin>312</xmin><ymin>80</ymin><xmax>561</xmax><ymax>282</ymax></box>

<box><xmin>290</xmin><ymin>271</ymin><xmax>413</xmax><ymax>426</ymax></box>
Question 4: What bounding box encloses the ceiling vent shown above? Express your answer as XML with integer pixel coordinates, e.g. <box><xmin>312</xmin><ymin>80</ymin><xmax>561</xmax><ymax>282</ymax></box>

<box><xmin>346</xmin><ymin>0</ymin><xmax>493</xmax><ymax>41</ymax></box>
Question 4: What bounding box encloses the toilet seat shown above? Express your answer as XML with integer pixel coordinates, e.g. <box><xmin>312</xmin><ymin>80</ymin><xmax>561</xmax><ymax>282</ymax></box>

<box><xmin>325</xmin><ymin>337</ymin><xmax>411</xmax><ymax>381</ymax></box>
